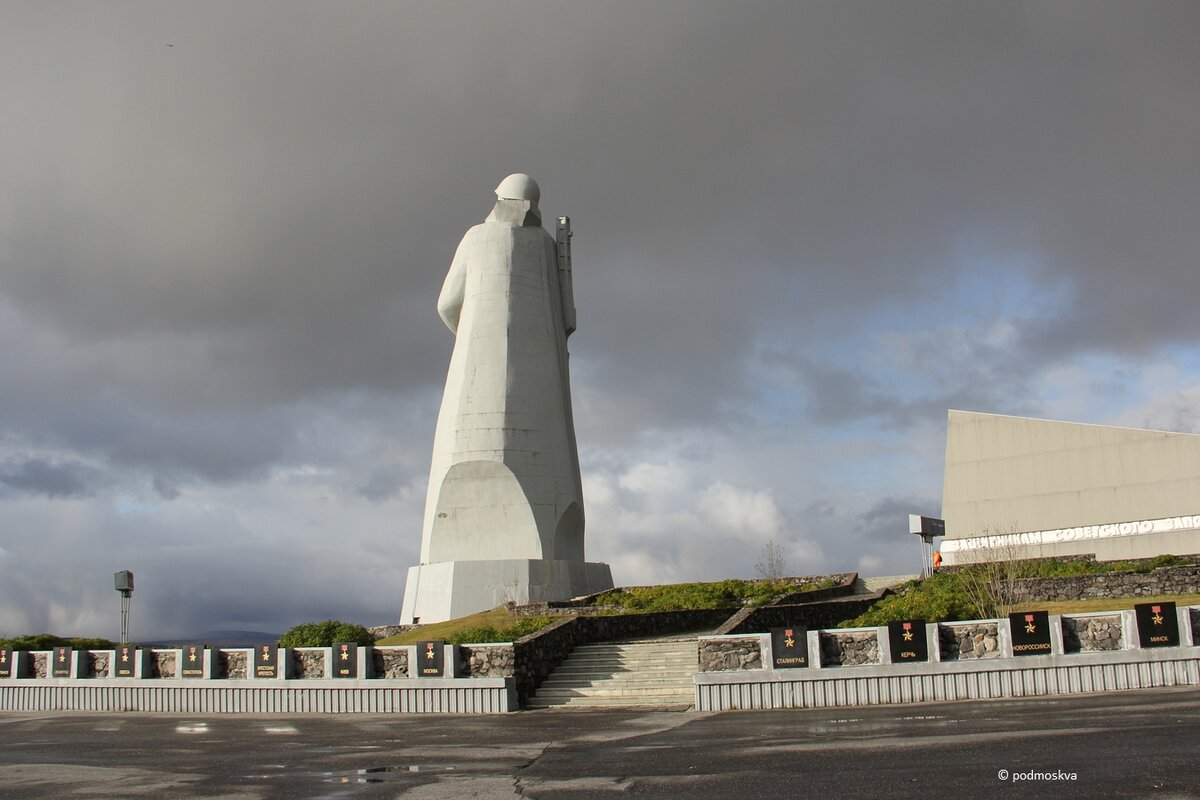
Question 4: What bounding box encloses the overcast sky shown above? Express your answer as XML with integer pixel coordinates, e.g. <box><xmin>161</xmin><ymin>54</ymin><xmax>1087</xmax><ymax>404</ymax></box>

<box><xmin>3</xmin><ymin>1</ymin><xmax>1198</xmax><ymax>640</ymax></box>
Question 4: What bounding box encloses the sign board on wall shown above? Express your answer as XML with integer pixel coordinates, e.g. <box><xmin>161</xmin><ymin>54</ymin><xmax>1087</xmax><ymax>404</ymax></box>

<box><xmin>1134</xmin><ymin>602</ymin><xmax>1179</xmax><ymax>648</ymax></box>
<box><xmin>416</xmin><ymin>641</ymin><xmax>445</xmax><ymax>677</ymax></box>
<box><xmin>887</xmin><ymin>620</ymin><xmax>928</xmax><ymax>663</ymax></box>
<box><xmin>52</xmin><ymin>647</ymin><xmax>72</xmax><ymax>678</ymax></box>
<box><xmin>181</xmin><ymin>646</ymin><xmax>205</xmax><ymax>678</ymax></box>
<box><xmin>333</xmin><ymin>643</ymin><xmax>358</xmax><ymax>678</ymax></box>
<box><xmin>254</xmin><ymin>645</ymin><xmax>279</xmax><ymax>678</ymax></box>
<box><xmin>770</xmin><ymin>626</ymin><xmax>809</xmax><ymax>668</ymax></box>
<box><xmin>1009</xmin><ymin>611</ymin><xmax>1052</xmax><ymax>656</ymax></box>
<box><xmin>115</xmin><ymin>646</ymin><xmax>136</xmax><ymax>677</ymax></box>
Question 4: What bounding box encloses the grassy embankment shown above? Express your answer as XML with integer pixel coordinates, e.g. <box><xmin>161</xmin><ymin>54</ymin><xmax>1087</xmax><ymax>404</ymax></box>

<box><xmin>843</xmin><ymin>555</ymin><xmax>1198</xmax><ymax>626</ymax></box>
<box><xmin>378</xmin><ymin>578</ymin><xmax>829</xmax><ymax>644</ymax></box>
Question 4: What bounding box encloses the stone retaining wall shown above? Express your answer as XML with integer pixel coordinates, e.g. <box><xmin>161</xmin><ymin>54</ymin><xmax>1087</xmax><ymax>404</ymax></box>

<box><xmin>222</xmin><ymin>651</ymin><xmax>248</xmax><ymax>679</ymax></box>
<box><xmin>717</xmin><ymin>594</ymin><xmax>884</xmax><ymax>636</ymax></box>
<box><xmin>939</xmin><ymin>622</ymin><xmax>1000</xmax><ymax>660</ymax></box>
<box><xmin>293</xmin><ymin>649</ymin><xmax>325</xmax><ymax>679</ymax></box>
<box><xmin>460</xmin><ymin>645</ymin><xmax>515</xmax><ymax>678</ymax></box>
<box><xmin>1012</xmin><ymin>564</ymin><xmax>1200</xmax><ymax>602</ymax></box>
<box><xmin>699</xmin><ymin>638</ymin><xmax>762</xmax><ymax>672</ymax></box>
<box><xmin>88</xmin><ymin>652</ymin><xmax>110</xmax><ymax>678</ymax></box>
<box><xmin>768</xmin><ymin>573</ymin><xmax>858</xmax><ymax>605</ymax></box>
<box><xmin>819</xmin><ymin>631</ymin><xmax>879</xmax><ymax>666</ymax></box>
<box><xmin>1061</xmin><ymin>615</ymin><xmax>1123</xmax><ymax>652</ymax></box>
<box><xmin>372</xmin><ymin>648</ymin><xmax>408</xmax><ymax>679</ymax></box>
<box><xmin>513</xmin><ymin>604</ymin><xmax>607</xmax><ymax>618</ymax></box>
<box><xmin>151</xmin><ymin>650</ymin><xmax>176</xmax><ymax>678</ymax></box>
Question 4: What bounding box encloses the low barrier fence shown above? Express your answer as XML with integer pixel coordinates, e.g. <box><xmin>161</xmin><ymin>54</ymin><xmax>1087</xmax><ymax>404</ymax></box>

<box><xmin>0</xmin><ymin>643</ymin><xmax>517</xmax><ymax>714</ymax></box>
<box><xmin>695</xmin><ymin>604</ymin><xmax>1200</xmax><ymax>711</ymax></box>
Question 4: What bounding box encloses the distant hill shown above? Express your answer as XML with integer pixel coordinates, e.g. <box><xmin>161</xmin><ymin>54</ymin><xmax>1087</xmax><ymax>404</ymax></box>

<box><xmin>140</xmin><ymin>629</ymin><xmax>281</xmax><ymax>647</ymax></box>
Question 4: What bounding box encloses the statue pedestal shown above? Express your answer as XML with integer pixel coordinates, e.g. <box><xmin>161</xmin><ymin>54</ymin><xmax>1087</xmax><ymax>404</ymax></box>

<box><xmin>400</xmin><ymin>559</ymin><xmax>613</xmax><ymax>625</ymax></box>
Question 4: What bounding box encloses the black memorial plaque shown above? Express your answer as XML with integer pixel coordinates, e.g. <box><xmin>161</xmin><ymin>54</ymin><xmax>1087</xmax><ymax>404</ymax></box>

<box><xmin>333</xmin><ymin>642</ymin><xmax>358</xmax><ymax>678</ymax></box>
<box><xmin>181</xmin><ymin>645</ymin><xmax>205</xmax><ymax>678</ymax></box>
<box><xmin>887</xmin><ymin>620</ymin><xmax>928</xmax><ymax>663</ymax></box>
<box><xmin>254</xmin><ymin>645</ymin><xmax>279</xmax><ymax>678</ymax></box>
<box><xmin>1135</xmin><ymin>601</ymin><xmax>1180</xmax><ymax>648</ymax></box>
<box><xmin>114</xmin><ymin>645</ymin><xmax>136</xmax><ymax>677</ymax></box>
<box><xmin>770</xmin><ymin>625</ymin><xmax>809</xmax><ymax>668</ymax></box>
<box><xmin>52</xmin><ymin>646</ymin><xmax>72</xmax><ymax>678</ymax></box>
<box><xmin>1009</xmin><ymin>610</ymin><xmax>1052</xmax><ymax>656</ymax></box>
<box><xmin>0</xmin><ymin>648</ymin><xmax>13</xmax><ymax>678</ymax></box>
<box><xmin>417</xmin><ymin>640</ymin><xmax>445</xmax><ymax>677</ymax></box>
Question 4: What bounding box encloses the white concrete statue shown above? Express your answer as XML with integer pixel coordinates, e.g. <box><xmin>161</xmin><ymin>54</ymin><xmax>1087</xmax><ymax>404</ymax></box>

<box><xmin>400</xmin><ymin>174</ymin><xmax>612</xmax><ymax>624</ymax></box>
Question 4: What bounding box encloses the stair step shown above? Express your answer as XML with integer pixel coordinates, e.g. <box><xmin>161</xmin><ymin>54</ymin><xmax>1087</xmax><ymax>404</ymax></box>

<box><xmin>541</xmin><ymin>680</ymin><xmax>692</xmax><ymax>690</ymax></box>
<box><xmin>535</xmin><ymin>686</ymin><xmax>692</xmax><ymax>699</ymax></box>
<box><xmin>526</xmin><ymin>696</ymin><xmax>693</xmax><ymax>709</ymax></box>
<box><xmin>529</xmin><ymin>636</ymin><xmax>700</xmax><ymax>709</ymax></box>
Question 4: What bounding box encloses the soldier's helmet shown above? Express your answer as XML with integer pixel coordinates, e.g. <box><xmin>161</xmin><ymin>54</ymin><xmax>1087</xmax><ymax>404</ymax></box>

<box><xmin>494</xmin><ymin>173</ymin><xmax>540</xmax><ymax>205</ymax></box>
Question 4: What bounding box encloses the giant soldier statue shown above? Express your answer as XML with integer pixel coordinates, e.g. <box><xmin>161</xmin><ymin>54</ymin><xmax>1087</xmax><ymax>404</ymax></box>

<box><xmin>400</xmin><ymin>174</ymin><xmax>612</xmax><ymax>624</ymax></box>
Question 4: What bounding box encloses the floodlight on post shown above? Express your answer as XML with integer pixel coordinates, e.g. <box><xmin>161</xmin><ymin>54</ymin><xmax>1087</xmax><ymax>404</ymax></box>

<box><xmin>908</xmin><ymin>515</ymin><xmax>945</xmax><ymax>578</ymax></box>
<box><xmin>114</xmin><ymin>570</ymin><xmax>134</xmax><ymax>644</ymax></box>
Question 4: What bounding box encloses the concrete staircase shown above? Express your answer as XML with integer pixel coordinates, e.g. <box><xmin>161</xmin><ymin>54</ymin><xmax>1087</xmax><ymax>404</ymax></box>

<box><xmin>526</xmin><ymin>637</ymin><xmax>698</xmax><ymax>709</ymax></box>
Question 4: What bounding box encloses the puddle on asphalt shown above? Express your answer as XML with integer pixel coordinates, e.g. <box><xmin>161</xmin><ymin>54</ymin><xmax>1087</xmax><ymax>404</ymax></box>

<box><xmin>324</xmin><ymin>766</ymin><xmax>456</xmax><ymax>784</ymax></box>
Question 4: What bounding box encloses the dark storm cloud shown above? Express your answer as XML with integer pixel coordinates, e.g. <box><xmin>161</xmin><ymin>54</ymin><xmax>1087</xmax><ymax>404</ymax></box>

<box><xmin>5</xmin><ymin>2</ymin><xmax>1198</xmax><ymax>453</ymax></box>
<box><xmin>0</xmin><ymin>458</ymin><xmax>95</xmax><ymax>499</ymax></box>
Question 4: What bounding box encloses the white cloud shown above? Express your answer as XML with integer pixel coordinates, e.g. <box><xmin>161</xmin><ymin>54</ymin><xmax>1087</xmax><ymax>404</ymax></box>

<box><xmin>617</xmin><ymin>462</ymin><xmax>689</xmax><ymax>497</ymax></box>
<box><xmin>698</xmin><ymin>481</ymin><xmax>783</xmax><ymax>537</ymax></box>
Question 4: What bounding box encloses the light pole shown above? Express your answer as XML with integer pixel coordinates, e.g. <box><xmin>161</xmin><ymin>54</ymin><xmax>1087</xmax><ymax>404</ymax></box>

<box><xmin>908</xmin><ymin>515</ymin><xmax>945</xmax><ymax>578</ymax></box>
<box><xmin>114</xmin><ymin>570</ymin><xmax>134</xmax><ymax>644</ymax></box>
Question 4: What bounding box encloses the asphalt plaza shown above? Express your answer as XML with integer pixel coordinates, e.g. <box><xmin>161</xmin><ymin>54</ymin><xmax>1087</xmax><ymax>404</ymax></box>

<box><xmin>1</xmin><ymin>688</ymin><xmax>1197</xmax><ymax>799</ymax></box>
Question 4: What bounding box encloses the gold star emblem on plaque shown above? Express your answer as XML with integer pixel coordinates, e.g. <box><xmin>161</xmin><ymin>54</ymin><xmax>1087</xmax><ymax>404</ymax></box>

<box><xmin>902</xmin><ymin>630</ymin><xmax>913</xmax><ymax>641</ymax></box>
<box><xmin>341</xmin><ymin>651</ymin><xmax>350</xmax><ymax>660</ymax></box>
<box><xmin>1152</xmin><ymin>613</ymin><xmax>1164</xmax><ymax>625</ymax></box>
<box><xmin>188</xmin><ymin>652</ymin><xmax>197</xmax><ymax>662</ymax></box>
<box><xmin>58</xmin><ymin>652</ymin><xmax>67</xmax><ymax>663</ymax></box>
<box><xmin>1025</xmin><ymin>622</ymin><xmax>1036</xmax><ymax>634</ymax></box>
<box><xmin>426</xmin><ymin>649</ymin><xmax>435</xmax><ymax>659</ymax></box>
<box><xmin>121</xmin><ymin>652</ymin><xmax>129</xmax><ymax>662</ymax></box>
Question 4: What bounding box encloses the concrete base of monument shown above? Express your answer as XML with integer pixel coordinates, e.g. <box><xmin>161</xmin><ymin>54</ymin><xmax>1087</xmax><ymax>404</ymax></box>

<box><xmin>400</xmin><ymin>558</ymin><xmax>614</xmax><ymax>625</ymax></box>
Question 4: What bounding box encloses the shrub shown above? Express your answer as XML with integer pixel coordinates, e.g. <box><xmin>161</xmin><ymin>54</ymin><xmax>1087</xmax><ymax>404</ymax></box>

<box><xmin>0</xmin><ymin>634</ymin><xmax>118</xmax><ymax>651</ymax></box>
<box><xmin>840</xmin><ymin>574</ymin><xmax>977</xmax><ymax>627</ymax></box>
<box><xmin>593</xmin><ymin>579</ymin><xmax>799</xmax><ymax>613</ymax></box>
<box><xmin>1</xmin><ymin>633</ymin><xmax>70</xmax><ymax>651</ymax></box>
<box><xmin>68</xmin><ymin>637</ymin><xmax>118</xmax><ymax>650</ymax></box>
<box><xmin>449</xmin><ymin>616</ymin><xmax>554</xmax><ymax>644</ymax></box>
<box><xmin>278</xmin><ymin>620</ymin><xmax>375</xmax><ymax>648</ymax></box>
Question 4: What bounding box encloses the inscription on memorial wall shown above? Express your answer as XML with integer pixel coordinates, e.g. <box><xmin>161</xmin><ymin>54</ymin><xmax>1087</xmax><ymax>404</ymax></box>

<box><xmin>770</xmin><ymin>626</ymin><xmax>809</xmax><ymax>668</ymax></box>
<box><xmin>946</xmin><ymin>513</ymin><xmax>1200</xmax><ymax>554</ymax></box>
<box><xmin>333</xmin><ymin>643</ymin><xmax>357</xmax><ymax>678</ymax></box>
<box><xmin>887</xmin><ymin>620</ymin><xmax>928</xmax><ymax>662</ymax></box>
<box><xmin>1134</xmin><ymin>601</ymin><xmax>1180</xmax><ymax>648</ymax></box>
<box><xmin>254</xmin><ymin>645</ymin><xmax>278</xmax><ymax>678</ymax></box>
<box><xmin>417</xmin><ymin>640</ymin><xmax>445</xmax><ymax>677</ymax></box>
<box><xmin>1009</xmin><ymin>610</ymin><xmax>1052</xmax><ymax>656</ymax></box>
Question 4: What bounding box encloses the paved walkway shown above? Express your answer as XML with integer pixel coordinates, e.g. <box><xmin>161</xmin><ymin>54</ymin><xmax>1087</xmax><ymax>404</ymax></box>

<box><xmin>1</xmin><ymin>688</ymin><xmax>1197</xmax><ymax>798</ymax></box>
